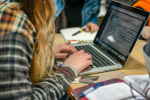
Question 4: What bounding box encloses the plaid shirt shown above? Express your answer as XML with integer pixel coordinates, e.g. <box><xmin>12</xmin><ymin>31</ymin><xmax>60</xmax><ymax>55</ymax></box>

<box><xmin>0</xmin><ymin>1</ymin><xmax>75</xmax><ymax>100</ymax></box>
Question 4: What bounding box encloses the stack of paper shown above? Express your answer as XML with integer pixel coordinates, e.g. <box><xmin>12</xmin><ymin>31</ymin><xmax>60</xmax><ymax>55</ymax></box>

<box><xmin>60</xmin><ymin>27</ymin><xmax>97</xmax><ymax>43</ymax></box>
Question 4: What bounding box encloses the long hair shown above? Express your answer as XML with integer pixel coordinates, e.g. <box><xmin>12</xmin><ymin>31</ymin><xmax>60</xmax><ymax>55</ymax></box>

<box><xmin>17</xmin><ymin>0</ymin><xmax>56</xmax><ymax>85</ymax></box>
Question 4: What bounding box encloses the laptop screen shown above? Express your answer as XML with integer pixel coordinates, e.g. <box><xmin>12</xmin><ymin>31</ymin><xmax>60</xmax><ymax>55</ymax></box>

<box><xmin>94</xmin><ymin>1</ymin><xmax>149</xmax><ymax>66</ymax></box>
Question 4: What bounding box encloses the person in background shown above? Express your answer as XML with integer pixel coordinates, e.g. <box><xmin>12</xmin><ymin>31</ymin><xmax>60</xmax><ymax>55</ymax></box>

<box><xmin>140</xmin><ymin>26</ymin><xmax>150</xmax><ymax>40</ymax></box>
<box><xmin>54</xmin><ymin>0</ymin><xmax>101</xmax><ymax>33</ymax></box>
<box><xmin>133</xmin><ymin>0</ymin><xmax>150</xmax><ymax>40</ymax></box>
<box><xmin>0</xmin><ymin>0</ymin><xmax>92</xmax><ymax>100</ymax></box>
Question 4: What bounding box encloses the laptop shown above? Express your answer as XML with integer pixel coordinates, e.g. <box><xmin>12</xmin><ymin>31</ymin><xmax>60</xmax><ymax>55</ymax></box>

<box><xmin>72</xmin><ymin>1</ymin><xmax>150</xmax><ymax>75</ymax></box>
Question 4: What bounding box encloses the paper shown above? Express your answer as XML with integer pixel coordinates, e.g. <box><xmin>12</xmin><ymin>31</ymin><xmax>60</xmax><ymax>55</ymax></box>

<box><xmin>60</xmin><ymin>27</ymin><xmax>97</xmax><ymax>42</ymax></box>
<box><xmin>72</xmin><ymin>76</ymin><xmax>82</xmax><ymax>83</ymax></box>
<box><xmin>86</xmin><ymin>82</ymin><xmax>142</xmax><ymax>100</ymax></box>
<box><xmin>124</xmin><ymin>74</ymin><xmax>150</xmax><ymax>98</ymax></box>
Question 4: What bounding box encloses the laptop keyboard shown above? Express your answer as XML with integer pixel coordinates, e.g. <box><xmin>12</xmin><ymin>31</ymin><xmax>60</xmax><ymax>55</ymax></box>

<box><xmin>75</xmin><ymin>45</ymin><xmax>114</xmax><ymax>68</ymax></box>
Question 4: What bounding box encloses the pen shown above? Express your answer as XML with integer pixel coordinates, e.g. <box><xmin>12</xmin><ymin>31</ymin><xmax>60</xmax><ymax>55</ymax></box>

<box><xmin>80</xmin><ymin>82</ymin><xmax>104</xmax><ymax>98</ymax></box>
<box><xmin>72</xmin><ymin>26</ymin><xmax>87</xmax><ymax>36</ymax></box>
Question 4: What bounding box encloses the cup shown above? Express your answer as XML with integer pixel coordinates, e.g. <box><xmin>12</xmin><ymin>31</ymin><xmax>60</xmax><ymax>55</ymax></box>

<box><xmin>142</xmin><ymin>44</ymin><xmax>150</xmax><ymax>76</ymax></box>
<box><xmin>142</xmin><ymin>43</ymin><xmax>150</xmax><ymax>99</ymax></box>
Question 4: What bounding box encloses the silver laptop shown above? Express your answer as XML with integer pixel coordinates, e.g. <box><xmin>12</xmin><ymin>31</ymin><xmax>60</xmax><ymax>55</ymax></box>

<box><xmin>72</xmin><ymin>1</ymin><xmax>149</xmax><ymax>75</ymax></box>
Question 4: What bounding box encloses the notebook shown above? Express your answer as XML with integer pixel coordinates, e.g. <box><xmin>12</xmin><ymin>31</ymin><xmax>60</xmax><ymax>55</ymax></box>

<box><xmin>72</xmin><ymin>1</ymin><xmax>150</xmax><ymax>75</ymax></box>
<box><xmin>71</xmin><ymin>78</ymin><xmax>124</xmax><ymax>100</ymax></box>
<box><xmin>71</xmin><ymin>78</ymin><xmax>146</xmax><ymax>100</ymax></box>
<box><xmin>60</xmin><ymin>27</ymin><xmax>97</xmax><ymax>43</ymax></box>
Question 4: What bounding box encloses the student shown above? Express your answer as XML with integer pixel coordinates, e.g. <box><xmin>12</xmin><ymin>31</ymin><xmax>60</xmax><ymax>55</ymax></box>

<box><xmin>54</xmin><ymin>0</ymin><xmax>101</xmax><ymax>33</ymax></box>
<box><xmin>0</xmin><ymin>0</ymin><xmax>92</xmax><ymax>99</ymax></box>
<box><xmin>133</xmin><ymin>0</ymin><xmax>150</xmax><ymax>40</ymax></box>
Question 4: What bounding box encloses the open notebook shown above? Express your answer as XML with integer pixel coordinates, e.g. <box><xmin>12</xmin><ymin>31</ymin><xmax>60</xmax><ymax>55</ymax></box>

<box><xmin>71</xmin><ymin>76</ymin><xmax>150</xmax><ymax>100</ymax></box>
<box><xmin>85</xmin><ymin>74</ymin><xmax>150</xmax><ymax>100</ymax></box>
<box><xmin>60</xmin><ymin>27</ymin><xmax>97</xmax><ymax>43</ymax></box>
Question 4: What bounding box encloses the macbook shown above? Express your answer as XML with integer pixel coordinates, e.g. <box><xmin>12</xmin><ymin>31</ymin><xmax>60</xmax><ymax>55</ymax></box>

<box><xmin>72</xmin><ymin>1</ymin><xmax>150</xmax><ymax>75</ymax></box>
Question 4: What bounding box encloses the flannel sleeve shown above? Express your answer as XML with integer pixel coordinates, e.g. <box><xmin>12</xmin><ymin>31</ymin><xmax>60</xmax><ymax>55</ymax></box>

<box><xmin>0</xmin><ymin>33</ymin><xmax>75</xmax><ymax>100</ymax></box>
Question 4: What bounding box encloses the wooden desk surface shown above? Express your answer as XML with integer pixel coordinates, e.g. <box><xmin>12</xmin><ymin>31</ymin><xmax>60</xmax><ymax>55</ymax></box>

<box><xmin>54</xmin><ymin>34</ymin><xmax>148</xmax><ymax>98</ymax></box>
<box><xmin>54</xmin><ymin>34</ymin><xmax>66</xmax><ymax>45</ymax></box>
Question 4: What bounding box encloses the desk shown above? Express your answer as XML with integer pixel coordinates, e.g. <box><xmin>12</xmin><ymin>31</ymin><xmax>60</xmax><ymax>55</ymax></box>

<box><xmin>55</xmin><ymin>34</ymin><xmax>148</xmax><ymax>99</ymax></box>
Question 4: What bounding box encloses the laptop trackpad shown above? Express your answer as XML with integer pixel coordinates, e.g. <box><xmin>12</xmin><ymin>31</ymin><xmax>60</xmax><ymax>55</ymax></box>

<box><xmin>80</xmin><ymin>66</ymin><xmax>92</xmax><ymax>73</ymax></box>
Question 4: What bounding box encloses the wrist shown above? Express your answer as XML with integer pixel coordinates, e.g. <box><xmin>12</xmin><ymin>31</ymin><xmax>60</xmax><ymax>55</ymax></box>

<box><xmin>61</xmin><ymin>64</ymin><xmax>78</xmax><ymax>77</ymax></box>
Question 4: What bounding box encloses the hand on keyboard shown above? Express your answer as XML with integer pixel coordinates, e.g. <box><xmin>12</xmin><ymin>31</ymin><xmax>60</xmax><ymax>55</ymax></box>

<box><xmin>64</xmin><ymin>50</ymin><xmax>93</xmax><ymax>73</ymax></box>
<box><xmin>53</xmin><ymin>42</ymin><xmax>77</xmax><ymax>59</ymax></box>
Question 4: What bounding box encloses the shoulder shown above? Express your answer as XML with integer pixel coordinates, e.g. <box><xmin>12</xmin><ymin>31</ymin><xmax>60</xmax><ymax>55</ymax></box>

<box><xmin>0</xmin><ymin>1</ymin><xmax>36</xmax><ymax>45</ymax></box>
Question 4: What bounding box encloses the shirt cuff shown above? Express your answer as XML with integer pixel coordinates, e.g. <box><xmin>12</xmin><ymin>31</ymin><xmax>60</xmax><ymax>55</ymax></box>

<box><xmin>61</xmin><ymin>64</ymin><xmax>78</xmax><ymax>77</ymax></box>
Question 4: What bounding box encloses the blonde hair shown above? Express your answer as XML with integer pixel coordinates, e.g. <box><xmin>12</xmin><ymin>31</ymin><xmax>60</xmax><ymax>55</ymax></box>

<box><xmin>18</xmin><ymin>0</ymin><xmax>57</xmax><ymax>85</ymax></box>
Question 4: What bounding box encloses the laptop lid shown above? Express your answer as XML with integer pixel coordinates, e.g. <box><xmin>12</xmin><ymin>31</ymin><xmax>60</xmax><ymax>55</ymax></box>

<box><xmin>93</xmin><ymin>1</ymin><xmax>149</xmax><ymax>67</ymax></box>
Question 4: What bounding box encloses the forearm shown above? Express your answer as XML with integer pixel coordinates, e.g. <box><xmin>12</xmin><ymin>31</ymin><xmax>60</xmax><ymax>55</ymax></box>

<box><xmin>84</xmin><ymin>1</ymin><xmax>101</xmax><ymax>26</ymax></box>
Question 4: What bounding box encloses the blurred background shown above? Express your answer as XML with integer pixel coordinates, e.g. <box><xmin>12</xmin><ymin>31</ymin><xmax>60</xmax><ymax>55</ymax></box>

<box><xmin>98</xmin><ymin>0</ymin><xmax>139</xmax><ymax>24</ymax></box>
